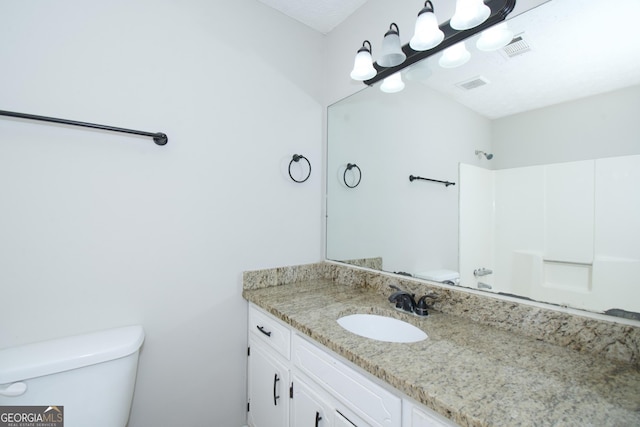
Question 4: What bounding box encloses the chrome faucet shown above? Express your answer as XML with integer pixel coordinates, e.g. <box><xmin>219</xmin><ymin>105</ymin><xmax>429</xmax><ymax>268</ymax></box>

<box><xmin>473</xmin><ymin>267</ymin><xmax>493</xmax><ymax>277</ymax></box>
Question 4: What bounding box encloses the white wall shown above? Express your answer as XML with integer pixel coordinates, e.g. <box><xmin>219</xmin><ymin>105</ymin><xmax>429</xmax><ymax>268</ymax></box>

<box><xmin>492</xmin><ymin>85</ymin><xmax>640</xmax><ymax>169</ymax></box>
<box><xmin>0</xmin><ymin>1</ymin><xmax>324</xmax><ymax>426</ymax></box>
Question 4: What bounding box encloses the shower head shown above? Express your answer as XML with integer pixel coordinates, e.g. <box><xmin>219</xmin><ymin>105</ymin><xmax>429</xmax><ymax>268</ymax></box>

<box><xmin>475</xmin><ymin>150</ymin><xmax>494</xmax><ymax>160</ymax></box>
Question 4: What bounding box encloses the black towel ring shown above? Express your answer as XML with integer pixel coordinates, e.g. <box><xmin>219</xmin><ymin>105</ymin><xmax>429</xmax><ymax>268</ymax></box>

<box><xmin>288</xmin><ymin>154</ymin><xmax>311</xmax><ymax>183</ymax></box>
<box><xmin>343</xmin><ymin>163</ymin><xmax>362</xmax><ymax>188</ymax></box>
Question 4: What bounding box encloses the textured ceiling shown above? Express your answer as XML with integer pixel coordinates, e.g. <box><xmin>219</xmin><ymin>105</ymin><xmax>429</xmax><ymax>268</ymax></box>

<box><xmin>257</xmin><ymin>0</ymin><xmax>370</xmax><ymax>34</ymax></box>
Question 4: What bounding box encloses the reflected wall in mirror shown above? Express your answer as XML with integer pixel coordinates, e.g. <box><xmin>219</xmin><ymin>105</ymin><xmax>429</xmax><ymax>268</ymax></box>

<box><xmin>326</xmin><ymin>0</ymin><xmax>640</xmax><ymax>318</ymax></box>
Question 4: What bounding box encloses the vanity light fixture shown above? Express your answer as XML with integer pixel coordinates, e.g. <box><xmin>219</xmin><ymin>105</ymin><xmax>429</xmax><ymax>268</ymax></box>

<box><xmin>378</xmin><ymin>23</ymin><xmax>406</xmax><ymax>67</ymax></box>
<box><xmin>351</xmin><ymin>0</ymin><xmax>516</xmax><ymax>87</ymax></box>
<box><xmin>476</xmin><ymin>22</ymin><xmax>514</xmax><ymax>51</ymax></box>
<box><xmin>439</xmin><ymin>42</ymin><xmax>471</xmax><ymax>68</ymax></box>
<box><xmin>410</xmin><ymin>1</ymin><xmax>445</xmax><ymax>52</ymax></box>
<box><xmin>380</xmin><ymin>72</ymin><xmax>405</xmax><ymax>93</ymax></box>
<box><xmin>450</xmin><ymin>0</ymin><xmax>491</xmax><ymax>30</ymax></box>
<box><xmin>350</xmin><ymin>40</ymin><xmax>377</xmax><ymax>81</ymax></box>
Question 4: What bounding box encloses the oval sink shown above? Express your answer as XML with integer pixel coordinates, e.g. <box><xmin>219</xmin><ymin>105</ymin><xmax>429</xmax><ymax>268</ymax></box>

<box><xmin>337</xmin><ymin>314</ymin><xmax>427</xmax><ymax>343</ymax></box>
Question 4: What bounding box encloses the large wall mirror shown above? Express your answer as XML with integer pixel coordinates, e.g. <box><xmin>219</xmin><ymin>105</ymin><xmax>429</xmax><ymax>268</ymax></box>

<box><xmin>326</xmin><ymin>0</ymin><xmax>640</xmax><ymax>318</ymax></box>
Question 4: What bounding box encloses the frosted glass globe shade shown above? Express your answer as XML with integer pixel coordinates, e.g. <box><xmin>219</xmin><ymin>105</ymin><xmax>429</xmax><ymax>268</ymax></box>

<box><xmin>410</xmin><ymin>11</ymin><xmax>444</xmax><ymax>51</ymax></box>
<box><xmin>476</xmin><ymin>23</ymin><xmax>514</xmax><ymax>51</ymax></box>
<box><xmin>380</xmin><ymin>72</ymin><xmax>405</xmax><ymax>93</ymax></box>
<box><xmin>439</xmin><ymin>42</ymin><xmax>471</xmax><ymax>68</ymax></box>
<box><xmin>350</xmin><ymin>50</ymin><xmax>377</xmax><ymax>81</ymax></box>
<box><xmin>450</xmin><ymin>0</ymin><xmax>491</xmax><ymax>30</ymax></box>
<box><xmin>379</xmin><ymin>26</ymin><xmax>406</xmax><ymax>67</ymax></box>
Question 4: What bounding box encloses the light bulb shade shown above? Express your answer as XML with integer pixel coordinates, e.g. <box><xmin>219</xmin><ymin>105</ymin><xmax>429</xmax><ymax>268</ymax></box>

<box><xmin>350</xmin><ymin>41</ymin><xmax>377</xmax><ymax>81</ymax></box>
<box><xmin>378</xmin><ymin>23</ymin><xmax>406</xmax><ymax>67</ymax></box>
<box><xmin>476</xmin><ymin>23</ymin><xmax>514</xmax><ymax>51</ymax></box>
<box><xmin>439</xmin><ymin>42</ymin><xmax>471</xmax><ymax>68</ymax></box>
<box><xmin>380</xmin><ymin>72</ymin><xmax>405</xmax><ymax>93</ymax></box>
<box><xmin>410</xmin><ymin>2</ymin><xmax>444</xmax><ymax>51</ymax></box>
<box><xmin>450</xmin><ymin>0</ymin><xmax>491</xmax><ymax>30</ymax></box>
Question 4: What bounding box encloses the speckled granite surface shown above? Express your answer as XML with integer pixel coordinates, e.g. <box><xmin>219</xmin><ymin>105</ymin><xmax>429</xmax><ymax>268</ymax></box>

<box><xmin>243</xmin><ymin>262</ymin><xmax>640</xmax><ymax>427</ymax></box>
<box><xmin>244</xmin><ymin>262</ymin><xmax>640</xmax><ymax>366</ymax></box>
<box><xmin>339</xmin><ymin>257</ymin><xmax>383</xmax><ymax>270</ymax></box>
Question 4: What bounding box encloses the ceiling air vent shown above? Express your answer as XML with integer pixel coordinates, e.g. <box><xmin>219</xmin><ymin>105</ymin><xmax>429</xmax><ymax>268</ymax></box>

<box><xmin>456</xmin><ymin>76</ymin><xmax>490</xmax><ymax>91</ymax></box>
<box><xmin>502</xmin><ymin>34</ymin><xmax>531</xmax><ymax>57</ymax></box>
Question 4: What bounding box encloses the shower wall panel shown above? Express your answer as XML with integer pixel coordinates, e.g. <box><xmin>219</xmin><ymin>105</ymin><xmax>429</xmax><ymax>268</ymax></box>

<box><xmin>460</xmin><ymin>154</ymin><xmax>640</xmax><ymax>313</ymax></box>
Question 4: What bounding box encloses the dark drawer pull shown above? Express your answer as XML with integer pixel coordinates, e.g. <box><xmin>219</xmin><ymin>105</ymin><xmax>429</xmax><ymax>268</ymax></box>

<box><xmin>256</xmin><ymin>325</ymin><xmax>272</xmax><ymax>337</ymax></box>
<box><xmin>273</xmin><ymin>373</ymin><xmax>280</xmax><ymax>406</ymax></box>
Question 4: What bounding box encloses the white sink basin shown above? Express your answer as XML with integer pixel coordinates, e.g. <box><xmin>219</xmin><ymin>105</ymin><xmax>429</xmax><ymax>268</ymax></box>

<box><xmin>337</xmin><ymin>314</ymin><xmax>427</xmax><ymax>343</ymax></box>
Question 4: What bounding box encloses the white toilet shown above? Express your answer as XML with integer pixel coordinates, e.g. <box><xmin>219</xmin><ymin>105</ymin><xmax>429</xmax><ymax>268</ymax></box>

<box><xmin>414</xmin><ymin>269</ymin><xmax>460</xmax><ymax>285</ymax></box>
<box><xmin>0</xmin><ymin>325</ymin><xmax>144</xmax><ymax>427</ymax></box>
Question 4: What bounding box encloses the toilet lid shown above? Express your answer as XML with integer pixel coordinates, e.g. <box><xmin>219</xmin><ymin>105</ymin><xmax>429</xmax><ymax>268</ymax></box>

<box><xmin>0</xmin><ymin>325</ymin><xmax>144</xmax><ymax>384</ymax></box>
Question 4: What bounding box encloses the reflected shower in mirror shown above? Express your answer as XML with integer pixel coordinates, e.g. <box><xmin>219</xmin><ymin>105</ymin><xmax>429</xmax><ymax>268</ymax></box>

<box><xmin>326</xmin><ymin>0</ymin><xmax>640</xmax><ymax>318</ymax></box>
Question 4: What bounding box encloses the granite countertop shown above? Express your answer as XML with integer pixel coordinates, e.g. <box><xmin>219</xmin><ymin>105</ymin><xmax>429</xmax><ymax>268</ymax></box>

<box><xmin>243</xmin><ymin>279</ymin><xmax>640</xmax><ymax>427</ymax></box>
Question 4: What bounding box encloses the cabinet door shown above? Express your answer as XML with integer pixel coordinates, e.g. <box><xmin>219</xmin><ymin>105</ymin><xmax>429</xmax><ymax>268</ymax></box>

<box><xmin>291</xmin><ymin>374</ymin><xmax>333</xmax><ymax>427</ymax></box>
<box><xmin>248</xmin><ymin>339</ymin><xmax>290</xmax><ymax>427</ymax></box>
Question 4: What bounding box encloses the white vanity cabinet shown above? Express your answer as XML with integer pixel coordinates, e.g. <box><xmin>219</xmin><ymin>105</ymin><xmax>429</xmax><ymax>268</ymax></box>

<box><xmin>247</xmin><ymin>303</ymin><xmax>456</xmax><ymax>427</ymax></box>
<box><xmin>247</xmin><ymin>306</ymin><xmax>291</xmax><ymax>427</ymax></box>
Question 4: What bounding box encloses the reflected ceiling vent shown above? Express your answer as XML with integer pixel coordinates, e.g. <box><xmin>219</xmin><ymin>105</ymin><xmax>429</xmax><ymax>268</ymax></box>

<box><xmin>502</xmin><ymin>34</ymin><xmax>531</xmax><ymax>57</ymax></box>
<box><xmin>456</xmin><ymin>76</ymin><xmax>490</xmax><ymax>90</ymax></box>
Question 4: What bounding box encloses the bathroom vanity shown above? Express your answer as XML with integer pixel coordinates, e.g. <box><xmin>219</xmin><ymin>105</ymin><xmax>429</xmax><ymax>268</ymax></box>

<box><xmin>243</xmin><ymin>262</ymin><xmax>640</xmax><ymax>427</ymax></box>
<box><xmin>247</xmin><ymin>303</ymin><xmax>453</xmax><ymax>427</ymax></box>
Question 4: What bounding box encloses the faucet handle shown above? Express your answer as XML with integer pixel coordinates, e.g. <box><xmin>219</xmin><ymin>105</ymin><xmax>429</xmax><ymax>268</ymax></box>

<box><xmin>474</xmin><ymin>267</ymin><xmax>493</xmax><ymax>277</ymax></box>
<box><xmin>389</xmin><ymin>290</ymin><xmax>409</xmax><ymax>301</ymax></box>
<box><xmin>414</xmin><ymin>293</ymin><xmax>439</xmax><ymax>316</ymax></box>
<box><xmin>388</xmin><ymin>291</ymin><xmax>416</xmax><ymax>312</ymax></box>
<box><xmin>388</xmin><ymin>285</ymin><xmax>415</xmax><ymax>302</ymax></box>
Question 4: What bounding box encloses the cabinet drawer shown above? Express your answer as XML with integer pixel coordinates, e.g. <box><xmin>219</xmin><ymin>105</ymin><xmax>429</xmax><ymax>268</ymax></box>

<box><xmin>292</xmin><ymin>334</ymin><xmax>401</xmax><ymax>427</ymax></box>
<box><xmin>249</xmin><ymin>304</ymin><xmax>291</xmax><ymax>359</ymax></box>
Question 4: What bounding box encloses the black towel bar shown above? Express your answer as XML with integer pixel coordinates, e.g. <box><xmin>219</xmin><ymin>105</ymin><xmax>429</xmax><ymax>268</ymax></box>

<box><xmin>0</xmin><ymin>109</ymin><xmax>168</xmax><ymax>146</ymax></box>
<box><xmin>409</xmin><ymin>175</ymin><xmax>455</xmax><ymax>187</ymax></box>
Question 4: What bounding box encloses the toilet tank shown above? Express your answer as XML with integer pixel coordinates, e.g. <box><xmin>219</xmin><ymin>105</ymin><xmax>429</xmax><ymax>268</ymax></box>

<box><xmin>0</xmin><ymin>325</ymin><xmax>144</xmax><ymax>427</ymax></box>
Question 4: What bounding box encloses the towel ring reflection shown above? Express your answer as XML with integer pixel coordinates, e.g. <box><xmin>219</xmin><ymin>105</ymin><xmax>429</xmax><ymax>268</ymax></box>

<box><xmin>343</xmin><ymin>163</ymin><xmax>362</xmax><ymax>188</ymax></box>
<box><xmin>288</xmin><ymin>154</ymin><xmax>311</xmax><ymax>183</ymax></box>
